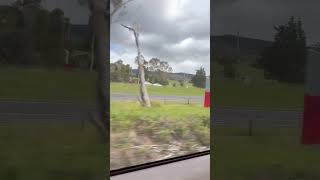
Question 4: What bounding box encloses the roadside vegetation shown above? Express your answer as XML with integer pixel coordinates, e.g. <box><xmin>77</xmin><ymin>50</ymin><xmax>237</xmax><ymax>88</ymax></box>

<box><xmin>110</xmin><ymin>101</ymin><xmax>210</xmax><ymax>169</ymax></box>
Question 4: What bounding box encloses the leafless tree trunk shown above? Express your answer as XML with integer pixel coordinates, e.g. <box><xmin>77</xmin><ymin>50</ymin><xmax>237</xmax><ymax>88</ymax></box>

<box><xmin>64</xmin><ymin>49</ymin><xmax>70</xmax><ymax>64</ymax></box>
<box><xmin>89</xmin><ymin>34</ymin><xmax>95</xmax><ymax>71</ymax></box>
<box><xmin>89</xmin><ymin>0</ymin><xmax>109</xmax><ymax>130</ymax></box>
<box><xmin>122</xmin><ymin>24</ymin><xmax>151</xmax><ymax>107</ymax></box>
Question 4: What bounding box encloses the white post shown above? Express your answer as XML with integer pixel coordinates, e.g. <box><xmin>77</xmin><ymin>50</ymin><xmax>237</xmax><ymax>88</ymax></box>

<box><xmin>64</xmin><ymin>49</ymin><xmax>70</xmax><ymax>64</ymax></box>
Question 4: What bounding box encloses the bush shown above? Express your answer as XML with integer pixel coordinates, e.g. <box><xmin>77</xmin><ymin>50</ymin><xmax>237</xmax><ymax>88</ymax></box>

<box><xmin>178</xmin><ymin>80</ymin><xmax>184</xmax><ymax>87</ymax></box>
<box><xmin>223</xmin><ymin>63</ymin><xmax>236</xmax><ymax>79</ymax></box>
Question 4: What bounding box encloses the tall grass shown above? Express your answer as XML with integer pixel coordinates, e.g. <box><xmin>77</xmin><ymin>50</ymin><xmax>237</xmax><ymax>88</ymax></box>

<box><xmin>0</xmin><ymin>122</ymin><xmax>106</xmax><ymax>180</ymax></box>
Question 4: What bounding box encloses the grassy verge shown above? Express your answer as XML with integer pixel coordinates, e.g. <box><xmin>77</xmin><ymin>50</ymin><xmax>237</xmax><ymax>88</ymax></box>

<box><xmin>0</xmin><ymin>122</ymin><xmax>105</xmax><ymax>180</ymax></box>
<box><xmin>213</xmin><ymin>128</ymin><xmax>320</xmax><ymax>179</ymax></box>
<box><xmin>110</xmin><ymin>101</ymin><xmax>210</xmax><ymax>170</ymax></box>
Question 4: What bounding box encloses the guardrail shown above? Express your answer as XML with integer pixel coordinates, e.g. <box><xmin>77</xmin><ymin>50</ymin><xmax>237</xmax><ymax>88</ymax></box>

<box><xmin>212</xmin><ymin>108</ymin><xmax>303</xmax><ymax>128</ymax></box>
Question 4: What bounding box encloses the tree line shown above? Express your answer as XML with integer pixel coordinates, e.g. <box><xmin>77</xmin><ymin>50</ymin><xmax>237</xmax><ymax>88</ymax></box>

<box><xmin>0</xmin><ymin>1</ymin><xmax>71</xmax><ymax>67</ymax></box>
<box><xmin>0</xmin><ymin>0</ymin><xmax>96</xmax><ymax>69</ymax></box>
<box><xmin>110</xmin><ymin>59</ymin><xmax>207</xmax><ymax>88</ymax></box>
<box><xmin>215</xmin><ymin>16</ymin><xmax>318</xmax><ymax>84</ymax></box>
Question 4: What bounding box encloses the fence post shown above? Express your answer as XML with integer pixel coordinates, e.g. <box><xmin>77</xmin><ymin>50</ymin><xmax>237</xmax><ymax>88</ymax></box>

<box><xmin>249</xmin><ymin>119</ymin><xmax>253</xmax><ymax>136</ymax></box>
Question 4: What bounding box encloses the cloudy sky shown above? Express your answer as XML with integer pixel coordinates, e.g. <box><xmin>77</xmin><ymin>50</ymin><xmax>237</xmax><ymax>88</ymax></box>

<box><xmin>110</xmin><ymin>0</ymin><xmax>210</xmax><ymax>75</ymax></box>
<box><xmin>3</xmin><ymin>0</ymin><xmax>318</xmax><ymax>73</ymax></box>
<box><xmin>212</xmin><ymin>0</ymin><xmax>320</xmax><ymax>45</ymax></box>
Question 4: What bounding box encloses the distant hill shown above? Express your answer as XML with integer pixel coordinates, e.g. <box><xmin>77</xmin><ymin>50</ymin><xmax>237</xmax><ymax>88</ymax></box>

<box><xmin>131</xmin><ymin>69</ymin><xmax>138</xmax><ymax>76</ymax></box>
<box><xmin>211</xmin><ymin>35</ymin><xmax>273</xmax><ymax>57</ymax></box>
<box><xmin>168</xmin><ymin>72</ymin><xmax>194</xmax><ymax>81</ymax></box>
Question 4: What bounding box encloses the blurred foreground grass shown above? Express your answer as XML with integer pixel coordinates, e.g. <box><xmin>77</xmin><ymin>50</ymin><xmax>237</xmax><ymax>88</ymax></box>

<box><xmin>0</xmin><ymin>122</ymin><xmax>106</xmax><ymax>180</ymax></box>
<box><xmin>213</xmin><ymin>128</ymin><xmax>320</xmax><ymax>180</ymax></box>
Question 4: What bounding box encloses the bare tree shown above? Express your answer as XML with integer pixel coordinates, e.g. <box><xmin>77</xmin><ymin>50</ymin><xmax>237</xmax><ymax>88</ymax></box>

<box><xmin>110</xmin><ymin>0</ymin><xmax>134</xmax><ymax>19</ymax></box>
<box><xmin>122</xmin><ymin>23</ymin><xmax>151</xmax><ymax>107</ymax></box>
<box><xmin>86</xmin><ymin>0</ymin><xmax>109</xmax><ymax>132</ymax></box>
<box><xmin>89</xmin><ymin>34</ymin><xmax>95</xmax><ymax>71</ymax></box>
<box><xmin>79</xmin><ymin>0</ymin><xmax>134</xmax><ymax>128</ymax></box>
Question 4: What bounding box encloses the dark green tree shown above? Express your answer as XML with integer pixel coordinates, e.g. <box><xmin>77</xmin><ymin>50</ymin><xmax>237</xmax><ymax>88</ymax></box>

<box><xmin>191</xmin><ymin>67</ymin><xmax>206</xmax><ymax>88</ymax></box>
<box><xmin>178</xmin><ymin>79</ymin><xmax>184</xmax><ymax>87</ymax></box>
<box><xmin>145</xmin><ymin>58</ymin><xmax>172</xmax><ymax>85</ymax></box>
<box><xmin>310</xmin><ymin>42</ymin><xmax>320</xmax><ymax>52</ymax></box>
<box><xmin>110</xmin><ymin>60</ymin><xmax>131</xmax><ymax>82</ymax></box>
<box><xmin>223</xmin><ymin>62</ymin><xmax>236</xmax><ymax>79</ymax></box>
<box><xmin>0</xmin><ymin>6</ymin><xmax>24</xmax><ymax>64</ymax></box>
<box><xmin>217</xmin><ymin>56</ymin><xmax>237</xmax><ymax>79</ymax></box>
<box><xmin>257</xmin><ymin>16</ymin><xmax>307</xmax><ymax>83</ymax></box>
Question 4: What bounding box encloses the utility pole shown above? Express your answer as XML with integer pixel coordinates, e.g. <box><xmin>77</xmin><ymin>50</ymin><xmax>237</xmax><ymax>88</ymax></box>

<box><xmin>183</xmin><ymin>73</ymin><xmax>186</xmax><ymax>88</ymax></box>
<box><xmin>236</xmin><ymin>31</ymin><xmax>240</xmax><ymax>63</ymax></box>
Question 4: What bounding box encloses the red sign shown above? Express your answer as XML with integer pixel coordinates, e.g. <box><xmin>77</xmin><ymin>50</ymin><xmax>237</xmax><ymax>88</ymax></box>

<box><xmin>302</xmin><ymin>95</ymin><xmax>320</xmax><ymax>144</ymax></box>
<box><xmin>204</xmin><ymin>91</ymin><xmax>210</xmax><ymax>107</ymax></box>
<box><xmin>64</xmin><ymin>64</ymin><xmax>72</xmax><ymax>71</ymax></box>
<box><xmin>302</xmin><ymin>50</ymin><xmax>320</xmax><ymax>144</ymax></box>
<box><xmin>204</xmin><ymin>76</ymin><xmax>210</xmax><ymax>108</ymax></box>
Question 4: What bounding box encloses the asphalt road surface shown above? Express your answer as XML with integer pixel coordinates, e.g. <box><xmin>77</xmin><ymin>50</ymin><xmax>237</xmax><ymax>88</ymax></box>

<box><xmin>0</xmin><ymin>97</ymin><xmax>303</xmax><ymax>128</ymax></box>
<box><xmin>0</xmin><ymin>100</ymin><xmax>94</xmax><ymax>123</ymax></box>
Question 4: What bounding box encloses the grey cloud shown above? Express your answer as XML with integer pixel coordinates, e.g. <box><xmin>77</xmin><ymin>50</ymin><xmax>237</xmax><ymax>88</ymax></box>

<box><xmin>111</xmin><ymin>0</ymin><xmax>210</xmax><ymax>74</ymax></box>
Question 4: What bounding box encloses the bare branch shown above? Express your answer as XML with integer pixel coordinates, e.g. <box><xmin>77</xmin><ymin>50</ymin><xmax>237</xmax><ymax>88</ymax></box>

<box><xmin>121</xmin><ymin>24</ymin><xmax>135</xmax><ymax>32</ymax></box>
<box><xmin>111</xmin><ymin>0</ymin><xmax>134</xmax><ymax>18</ymax></box>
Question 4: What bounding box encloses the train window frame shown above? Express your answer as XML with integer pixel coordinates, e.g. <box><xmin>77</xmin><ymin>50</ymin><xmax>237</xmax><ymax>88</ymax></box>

<box><xmin>110</xmin><ymin>150</ymin><xmax>210</xmax><ymax>176</ymax></box>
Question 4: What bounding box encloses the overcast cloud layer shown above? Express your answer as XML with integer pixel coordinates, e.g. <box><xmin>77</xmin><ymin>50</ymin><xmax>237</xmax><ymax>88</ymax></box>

<box><xmin>111</xmin><ymin>0</ymin><xmax>210</xmax><ymax>75</ymax></box>
<box><xmin>212</xmin><ymin>0</ymin><xmax>320</xmax><ymax>45</ymax></box>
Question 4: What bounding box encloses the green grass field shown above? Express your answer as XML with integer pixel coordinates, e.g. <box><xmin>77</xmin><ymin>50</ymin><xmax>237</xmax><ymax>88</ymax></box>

<box><xmin>213</xmin><ymin>62</ymin><xmax>305</xmax><ymax>110</ymax></box>
<box><xmin>0</xmin><ymin>122</ymin><xmax>106</xmax><ymax>180</ymax></box>
<box><xmin>110</xmin><ymin>101</ymin><xmax>210</xmax><ymax>169</ymax></box>
<box><xmin>213</xmin><ymin>128</ymin><xmax>320</xmax><ymax>179</ymax></box>
<box><xmin>213</xmin><ymin>78</ymin><xmax>304</xmax><ymax>109</ymax></box>
<box><xmin>1</xmin><ymin>66</ymin><xmax>305</xmax><ymax>109</ymax></box>
<box><xmin>0</xmin><ymin>67</ymin><xmax>96</xmax><ymax>103</ymax></box>
<box><xmin>110</xmin><ymin>82</ymin><xmax>204</xmax><ymax>96</ymax></box>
